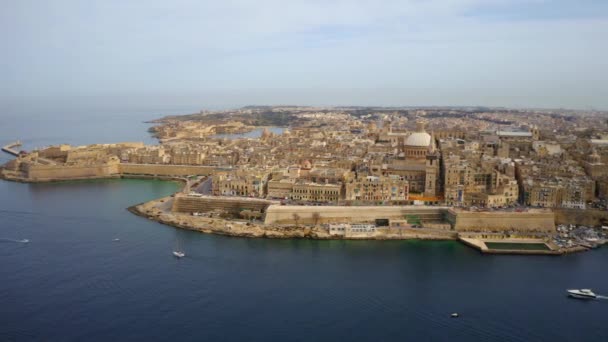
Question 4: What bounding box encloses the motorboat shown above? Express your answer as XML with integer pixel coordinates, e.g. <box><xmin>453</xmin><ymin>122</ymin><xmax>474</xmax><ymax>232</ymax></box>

<box><xmin>173</xmin><ymin>233</ymin><xmax>186</xmax><ymax>258</ymax></box>
<box><xmin>567</xmin><ymin>289</ymin><xmax>596</xmax><ymax>299</ymax></box>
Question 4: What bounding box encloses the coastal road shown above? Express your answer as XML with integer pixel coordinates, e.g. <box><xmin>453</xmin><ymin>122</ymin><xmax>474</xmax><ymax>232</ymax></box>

<box><xmin>195</xmin><ymin>177</ymin><xmax>212</xmax><ymax>195</ymax></box>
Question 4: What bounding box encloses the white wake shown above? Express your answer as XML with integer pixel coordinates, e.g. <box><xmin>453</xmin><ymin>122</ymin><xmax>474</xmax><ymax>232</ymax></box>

<box><xmin>0</xmin><ymin>238</ymin><xmax>30</xmax><ymax>243</ymax></box>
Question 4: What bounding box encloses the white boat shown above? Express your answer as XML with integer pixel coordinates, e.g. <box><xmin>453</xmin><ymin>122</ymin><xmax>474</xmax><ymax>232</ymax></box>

<box><xmin>172</xmin><ymin>233</ymin><xmax>186</xmax><ymax>258</ymax></box>
<box><xmin>567</xmin><ymin>289</ymin><xmax>596</xmax><ymax>299</ymax></box>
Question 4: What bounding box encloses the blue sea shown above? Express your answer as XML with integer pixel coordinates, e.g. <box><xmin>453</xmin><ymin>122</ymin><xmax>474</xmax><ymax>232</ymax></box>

<box><xmin>1</xmin><ymin>105</ymin><xmax>607</xmax><ymax>341</ymax></box>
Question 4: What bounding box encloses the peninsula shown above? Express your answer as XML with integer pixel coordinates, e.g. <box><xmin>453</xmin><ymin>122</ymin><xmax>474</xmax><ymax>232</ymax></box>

<box><xmin>2</xmin><ymin>106</ymin><xmax>608</xmax><ymax>255</ymax></box>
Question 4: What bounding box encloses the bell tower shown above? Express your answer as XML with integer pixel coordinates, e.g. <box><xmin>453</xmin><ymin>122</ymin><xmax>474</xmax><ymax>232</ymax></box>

<box><xmin>424</xmin><ymin>151</ymin><xmax>438</xmax><ymax>197</ymax></box>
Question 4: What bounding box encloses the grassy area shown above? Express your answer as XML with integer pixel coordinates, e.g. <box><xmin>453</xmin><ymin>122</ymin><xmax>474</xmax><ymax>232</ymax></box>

<box><xmin>485</xmin><ymin>242</ymin><xmax>550</xmax><ymax>251</ymax></box>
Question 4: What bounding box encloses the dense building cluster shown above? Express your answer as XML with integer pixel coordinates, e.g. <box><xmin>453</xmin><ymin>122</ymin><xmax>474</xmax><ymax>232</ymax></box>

<box><xmin>4</xmin><ymin>106</ymin><xmax>608</xmax><ymax>210</ymax></box>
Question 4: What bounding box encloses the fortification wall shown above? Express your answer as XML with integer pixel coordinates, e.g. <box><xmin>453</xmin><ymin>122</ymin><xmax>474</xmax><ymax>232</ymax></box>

<box><xmin>264</xmin><ymin>205</ymin><xmax>448</xmax><ymax>225</ymax></box>
<box><xmin>449</xmin><ymin>209</ymin><xmax>555</xmax><ymax>233</ymax></box>
<box><xmin>172</xmin><ymin>195</ymin><xmax>272</xmax><ymax>214</ymax></box>
<box><xmin>24</xmin><ymin>162</ymin><xmax>120</xmax><ymax>180</ymax></box>
<box><xmin>119</xmin><ymin>163</ymin><xmax>215</xmax><ymax>176</ymax></box>
<box><xmin>554</xmin><ymin>208</ymin><xmax>608</xmax><ymax>227</ymax></box>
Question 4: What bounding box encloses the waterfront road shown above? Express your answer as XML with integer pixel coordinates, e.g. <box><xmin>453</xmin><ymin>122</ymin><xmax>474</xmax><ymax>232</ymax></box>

<box><xmin>195</xmin><ymin>177</ymin><xmax>212</xmax><ymax>195</ymax></box>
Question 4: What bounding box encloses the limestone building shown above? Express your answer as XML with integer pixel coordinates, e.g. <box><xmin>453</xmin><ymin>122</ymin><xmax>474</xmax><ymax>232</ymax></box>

<box><xmin>375</xmin><ymin>120</ymin><xmax>440</xmax><ymax>198</ymax></box>
<box><xmin>344</xmin><ymin>174</ymin><xmax>409</xmax><ymax>203</ymax></box>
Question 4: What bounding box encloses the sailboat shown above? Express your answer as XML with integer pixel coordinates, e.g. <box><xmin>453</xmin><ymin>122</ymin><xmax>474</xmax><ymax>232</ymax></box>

<box><xmin>172</xmin><ymin>234</ymin><xmax>186</xmax><ymax>258</ymax></box>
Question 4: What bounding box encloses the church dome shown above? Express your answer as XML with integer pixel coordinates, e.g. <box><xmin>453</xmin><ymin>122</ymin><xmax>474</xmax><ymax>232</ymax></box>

<box><xmin>301</xmin><ymin>160</ymin><xmax>312</xmax><ymax>170</ymax></box>
<box><xmin>405</xmin><ymin>132</ymin><xmax>431</xmax><ymax>147</ymax></box>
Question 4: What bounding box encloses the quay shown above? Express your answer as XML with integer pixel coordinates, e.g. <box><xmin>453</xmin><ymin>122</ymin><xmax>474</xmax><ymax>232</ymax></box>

<box><xmin>2</xmin><ymin>140</ymin><xmax>22</xmax><ymax>156</ymax></box>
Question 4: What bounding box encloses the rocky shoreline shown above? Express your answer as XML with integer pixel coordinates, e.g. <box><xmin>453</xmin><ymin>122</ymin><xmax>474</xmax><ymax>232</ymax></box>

<box><xmin>1</xmin><ymin>167</ymin><xmax>604</xmax><ymax>252</ymax></box>
<box><xmin>127</xmin><ymin>196</ymin><xmax>456</xmax><ymax>241</ymax></box>
<box><xmin>127</xmin><ymin>196</ymin><xmax>605</xmax><ymax>255</ymax></box>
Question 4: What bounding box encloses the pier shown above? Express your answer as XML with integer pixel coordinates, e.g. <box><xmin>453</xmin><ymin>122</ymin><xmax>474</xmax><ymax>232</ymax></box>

<box><xmin>2</xmin><ymin>140</ymin><xmax>22</xmax><ymax>156</ymax></box>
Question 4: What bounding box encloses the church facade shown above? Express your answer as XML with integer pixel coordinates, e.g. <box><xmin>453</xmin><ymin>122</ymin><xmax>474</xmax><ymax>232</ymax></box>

<box><xmin>373</xmin><ymin>120</ymin><xmax>440</xmax><ymax>198</ymax></box>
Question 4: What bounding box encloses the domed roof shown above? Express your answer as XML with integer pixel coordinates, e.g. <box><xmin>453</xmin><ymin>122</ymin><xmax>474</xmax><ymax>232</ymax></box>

<box><xmin>405</xmin><ymin>132</ymin><xmax>431</xmax><ymax>147</ymax></box>
<box><xmin>301</xmin><ymin>160</ymin><xmax>312</xmax><ymax>170</ymax></box>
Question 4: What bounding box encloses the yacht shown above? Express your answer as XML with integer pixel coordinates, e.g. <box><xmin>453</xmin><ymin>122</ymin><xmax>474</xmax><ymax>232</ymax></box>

<box><xmin>172</xmin><ymin>233</ymin><xmax>186</xmax><ymax>258</ymax></box>
<box><xmin>567</xmin><ymin>289</ymin><xmax>596</xmax><ymax>299</ymax></box>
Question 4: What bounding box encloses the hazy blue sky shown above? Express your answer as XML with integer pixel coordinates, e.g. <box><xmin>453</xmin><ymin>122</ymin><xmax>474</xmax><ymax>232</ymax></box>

<box><xmin>2</xmin><ymin>0</ymin><xmax>608</xmax><ymax>110</ymax></box>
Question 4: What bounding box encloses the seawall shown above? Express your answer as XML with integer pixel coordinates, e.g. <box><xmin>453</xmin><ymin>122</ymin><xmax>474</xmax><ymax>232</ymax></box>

<box><xmin>447</xmin><ymin>209</ymin><xmax>555</xmax><ymax>233</ymax></box>
<box><xmin>264</xmin><ymin>205</ymin><xmax>449</xmax><ymax>225</ymax></box>
<box><xmin>1</xmin><ymin>161</ymin><xmax>216</xmax><ymax>182</ymax></box>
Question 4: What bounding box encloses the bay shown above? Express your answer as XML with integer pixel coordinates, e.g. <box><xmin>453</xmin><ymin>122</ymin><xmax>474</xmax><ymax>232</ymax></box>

<box><xmin>1</xmin><ymin>104</ymin><xmax>607</xmax><ymax>341</ymax></box>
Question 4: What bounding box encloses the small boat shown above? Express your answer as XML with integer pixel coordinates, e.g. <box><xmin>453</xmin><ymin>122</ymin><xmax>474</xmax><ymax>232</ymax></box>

<box><xmin>567</xmin><ymin>289</ymin><xmax>596</xmax><ymax>299</ymax></box>
<box><xmin>172</xmin><ymin>233</ymin><xmax>186</xmax><ymax>258</ymax></box>
<box><xmin>451</xmin><ymin>313</ymin><xmax>459</xmax><ymax>318</ymax></box>
<box><xmin>113</xmin><ymin>238</ymin><xmax>120</xmax><ymax>242</ymax></box>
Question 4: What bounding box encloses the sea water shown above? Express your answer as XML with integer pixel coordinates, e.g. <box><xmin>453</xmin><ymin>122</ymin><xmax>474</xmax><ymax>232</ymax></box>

<box><xmin>1</xmin><ymin>105</ymin><xmax>607</xmax><ymax>341</ymax></box>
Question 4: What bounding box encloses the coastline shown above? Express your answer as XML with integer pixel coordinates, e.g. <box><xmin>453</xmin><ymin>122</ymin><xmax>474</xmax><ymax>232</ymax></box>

<box><xmin>2</xmin><ymin>165</ymin><xmax>605</xmax><ymax>254</ymax></box>
<box><xmin>127</xmin><ymin>196</ymin><xmax>457</xmax><ymax>241</ymax></box>
<box><xmin>0</xmin><ymin>167</ymin><xmax>188</xmax><ymax>186</ymax></box>
<box><xmin>127</xmin><ymin>196</ymin><xmax>602</xmax><ymax>255</ymax></box>
<box><xmin>2</xmin><ymin>154</ymin><xmax>605</xmax><ymax>254</ymax></box>
<box><xmin>1</xmin><ymin>167</ymin><xmax>602</xmax><ymax>253</ymax></box>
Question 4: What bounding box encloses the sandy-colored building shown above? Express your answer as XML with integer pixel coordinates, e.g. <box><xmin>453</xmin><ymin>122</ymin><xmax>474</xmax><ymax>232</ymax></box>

<box><xmin>291</xmin><ymin>181</ymin><xmax>341</xmax><ymax>203</ymax></box>
<box><xmin>212</xmin><ymin>170</ymin><xmax>269</xmax><ymax>198</ymax></box>
<box><xmin>375</xmin><ymin>121</ymin><xmax>439</xmax><ymax>197</ymax></box>
<box><xmin>344</xmin><ymin>174</ymin><xmax>409</xmax><ymax>202</ymax></box>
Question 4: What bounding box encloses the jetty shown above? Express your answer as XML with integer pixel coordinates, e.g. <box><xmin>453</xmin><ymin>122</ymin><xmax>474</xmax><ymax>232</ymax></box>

<box><xmin>2</xmin><ymin>141</ymin><xmax>22</xmax><ymax>156</ymax></box>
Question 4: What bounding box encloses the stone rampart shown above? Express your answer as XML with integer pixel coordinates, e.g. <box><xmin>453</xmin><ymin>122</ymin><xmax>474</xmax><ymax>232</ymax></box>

<box><xmin>264</xmin><ymin>205</ymin><xmax>449</xmax><ymax>225</ymax></box>
<box><xmin>119</xmin><ymin>163</ymin><xmax>215</xmax><ymax>176</ymax></box>
<box><xmin>172</xmin><ymin>195</ymin><xmax>272</xmax><ymax>214</ymax></box>
<box><xmin>24</xmin><ymin>162</ymin><xmax>120</xmax><ymax>181</ymax></box>
<box><xmin>448</xmin><ymin>209</ymin><xmax>555</xmax><ymax>233</ymax></box>
<box><xmin>554</xmin><ymin>208</ymin><xmax>608</xmax><ymax>227</ymax></box>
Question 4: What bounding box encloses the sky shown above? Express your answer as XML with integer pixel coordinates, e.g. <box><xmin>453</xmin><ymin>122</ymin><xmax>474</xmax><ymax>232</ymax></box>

<box><xmin>1</xmin><ymin>0</ymin><xmax>608</xmax><ymax>110</ymax></box>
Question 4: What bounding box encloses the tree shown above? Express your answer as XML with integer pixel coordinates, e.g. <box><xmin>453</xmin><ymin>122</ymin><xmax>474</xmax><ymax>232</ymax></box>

<box><xmin>312</xmin><ymin>212</ymin><xmax>321</xmax><ymax>226</ymax></box>
<box><xmin>240</xmin><ymin>209</ymin><xmax>253</xmax><ymax>221</ymax></box>
<box><xmin>292</xmin><ymin>213</ymin><xmax>301</xmax><ymax>226</ymax></box>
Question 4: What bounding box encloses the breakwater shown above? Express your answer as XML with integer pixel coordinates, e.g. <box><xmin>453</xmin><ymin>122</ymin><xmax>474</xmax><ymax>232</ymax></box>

<box><xmin>1</xmin><ymin>140</ymin><xmax>22</xmax><ymax>156</ymax></box>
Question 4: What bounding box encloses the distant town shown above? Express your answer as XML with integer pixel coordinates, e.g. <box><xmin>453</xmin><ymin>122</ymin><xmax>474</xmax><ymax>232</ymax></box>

<box><xmin>2</xmin><ymin>106</ymin><xmax>608</xmax><ymax>254</ymax></box>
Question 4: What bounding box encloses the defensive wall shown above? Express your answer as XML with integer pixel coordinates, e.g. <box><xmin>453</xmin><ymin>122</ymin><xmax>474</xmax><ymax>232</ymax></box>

<box><xmin>1</xmin><ymin>161</ymin><xmax>217</xmax><ymax>182</ymax></box>
<box><xmin>554</xmin><ymin>208</ymin><xmax>608</xmax><ymax>227</ymax></box>
<box><xmin>171</xmin><ymin>194</ymin><xmax>274</xmax><ymax>215</ymax></box>
<box><xmin>119</xmin><ymin>163</ymin><xmax>215</xmax><ymax>177</ymax></box>
<box><xmin>264</xmin><ymin>205</ymin><xmax>449</xmax><ymax>225</ymax></box>
<box><xmin>21</xmin><ymin>161</ymin><xmax>120</xmax><ymax>181</ymax></box>
<box><xmin>447</xmin><ymin>209</ymin><xmax>555</xmax><ymax>233</ymax></box>
<box><xmin>263</xmin><ymin>206</ymin><xmax>556</xmax><ymax>232</ymax></box>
